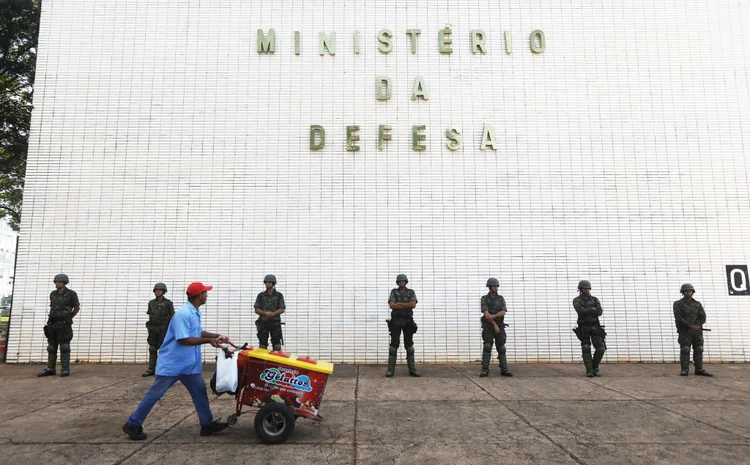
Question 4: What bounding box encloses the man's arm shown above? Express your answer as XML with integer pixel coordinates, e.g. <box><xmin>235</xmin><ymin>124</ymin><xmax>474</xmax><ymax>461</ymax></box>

<box><xmin>483</xmin><ymin>310</ymin><xmax>507</xmax><ymax>320</ymax></box>
<box><xmin>697</xmin><ymin>303</ymin><xmax>707</xmax><ymax>326</ymax></box>
<box><xmin>673</xmin><ymin>302</ymin><xmax>690</xmax><ymax>329</ymax></box>
<box><xmin>168</xmin><ymin>301</ymin><xmax>175</xmax><ymax>318</ymax></box>
<box><xmin>572</xmin><ymin>298</ymin><xmax>588</xmax><ymax>316</ymax></box>
<box><xmin>593</xmin><ymin>298</ymin><xmax>603</xmax><ymax>317</ymax></box>
<box><xmin>255</xmin><ymin>307</ymin><xmax>274</xmax><ymax>318</ymax></box>
<box><xmin>271</xmin><ymin>294</ymin><xmax>286</xmax><ymax>317</ymax></box>
<box><xmin>179</xmin><ymin>332</ymin><xmax>230</xmax><ymax>347</ymax></box>
<box><xmin>71</xmin><ymin>306</ymin><xmax>80</xmax><ymax>318</ymax></box>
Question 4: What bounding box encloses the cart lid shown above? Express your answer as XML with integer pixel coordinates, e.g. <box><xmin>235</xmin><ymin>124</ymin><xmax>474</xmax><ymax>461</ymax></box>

<box><xmin>243</xmin><ymin>348</ymin><xmax>334</xmax><ymax>374</ymax></box>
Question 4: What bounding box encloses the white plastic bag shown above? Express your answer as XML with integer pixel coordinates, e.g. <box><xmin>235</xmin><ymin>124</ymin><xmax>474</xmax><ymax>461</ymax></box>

<box><xmin>215</xmin><ymin>350</ymin><xmax>239</xmax><ymax>393</ymax></box>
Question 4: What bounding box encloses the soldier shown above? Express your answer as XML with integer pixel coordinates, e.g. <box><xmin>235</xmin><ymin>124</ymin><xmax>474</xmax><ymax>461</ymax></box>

<box><xmin>674</xmin><ymin>283</ymin><xmax>713</xmax><ymax>377</ymax></box>
<box><xmin>386</xmin><ymin>274</ymin><xmax>420</xmax><ymax>377</ymax></box>
<box><xmin>572</xmin><ymin>280</ymin><xmax>606</xmax><ymax>377</ymax></box>
<box><xmin>37</xmin><ymin>274</ymin><xmax>80</xmax><ymax>377</ymax></box>
<box><xmin>143</xmin><ymin>283</ymin><xmax>175</xmax><ymax>377</ymax></box>
<box><xmin>480</xmin><ymin>278</ymin><xmax>513</xmax><ymax>377</ymax></box>
<box><xmin>254</xmin><ymin>274</ymin><xmax>285</xmax><ymax>351</ymax></box>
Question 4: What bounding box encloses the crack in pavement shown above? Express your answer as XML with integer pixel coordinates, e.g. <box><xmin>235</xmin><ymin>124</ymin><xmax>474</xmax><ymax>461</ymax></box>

<box><xmin>577</xmin><ymin>376</ymin><xmax>750</xmax><ymax>444</ymax></box>
<box><xmin>449</xmin><ymin>364</ymin><xmax>589</xmax><ymax>465</ymax></box>
<box><xmin>112</xmin><ymin>409</ymin><xmax>199</xmax><ymax>465</ymax></box>
<box><xmin>0</xmin><ymin>379</ymin><xmax>131</xmax><ymax>424</ymax></box>
<box><xmin>353</xmin><ymin>364</ymin><xmax>360</xmax><ymax>465</ymax></box>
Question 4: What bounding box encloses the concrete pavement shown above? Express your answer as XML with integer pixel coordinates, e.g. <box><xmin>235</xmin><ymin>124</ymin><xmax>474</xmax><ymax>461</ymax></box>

<box><xmin>0</xmin><ymin>362</ymin><xmax>748</xmax><ymax>464</ymax></box>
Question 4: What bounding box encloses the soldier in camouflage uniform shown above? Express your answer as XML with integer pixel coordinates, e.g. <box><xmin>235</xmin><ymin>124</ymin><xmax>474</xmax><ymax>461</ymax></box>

<box><xmin>480</xmin><ymin>278</ymin><xmax>513</xmax><ymax>377</ymax></box>
<box><xmin>674</xmin><ymin>283</ymin><xmax>713</xmax><ymax>377</ymax></box>
<box><xmin>254</xmin><ymin>274</ymin><xmax>286</xmax><ymax>351</ymax></box>
<box><xmin>573</xmin><ymin>280</ymin><xmax>606</xmax><ymax>377</ymax></box>
<box><xmin>386</xmin><ymin>274</ymin><xmax>420</xmax><ymax>377</ymax></box>
<box><xmin>37</xmin><ymin>274</ymin><xmax>80</xmax><ymax>377</ymax></box>
<box><xmin>142</xmin><ymin>283</ymin><xmax>175</xmax><ymax>376</ymax></box>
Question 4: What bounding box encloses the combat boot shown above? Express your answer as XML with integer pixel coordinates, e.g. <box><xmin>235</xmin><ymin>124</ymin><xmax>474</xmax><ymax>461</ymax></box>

<box><xmin>142</xmin><ymin>347</ymin><xmax>157</xmax><ymax>377</ymax></box>
<box><xmin>60</xmin><ymin>343</ymin><xmax>71</xmax><ymax>377</ymax></box>
<box><xmin>582</xmin><ymin>346</ymin><xmax>594</xmax><ymax>377</ymax></box>
<box><xmin>385</xmin><ymin>346</ymin><xmax>397</xmax><ymax>377</ymax></box>
<box><xmin>679</xmin><ymin>350</ymin><xmax>690</xmax><ymax>376</ymax></box>
<box><xmin>38</xmin><ymin>350</ymin><xmax>57</xmax><ymax>377</ymax></box>
<box><xmin>406</xmin><ymin>346</ymin><xmax>421</xmax><ymax>377</ymax></box>
<box><xmin>499</xmin><ymin>349</ymin><xmax>513</xmax><ymax>377</ymax></box>
<box><xmin>480</xmin><ymin>347</ymin><xmax>491</xmax><ymax>377</ymax></box>
<box><xmin>693</xmin><ymin>349</ymin><xmax>713</xmax><ymax>377</ymax></box>
<box><xmin>592</xmin><ymin>348</ymin><xmax>605</xmax><ymax>377</ymax></box>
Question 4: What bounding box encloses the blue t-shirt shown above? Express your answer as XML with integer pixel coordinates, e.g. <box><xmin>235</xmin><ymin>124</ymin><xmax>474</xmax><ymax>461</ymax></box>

<box><xmin>155</xmin><ymin>301</ymin><xmax>203</xmax><ymax>376</ymax></box>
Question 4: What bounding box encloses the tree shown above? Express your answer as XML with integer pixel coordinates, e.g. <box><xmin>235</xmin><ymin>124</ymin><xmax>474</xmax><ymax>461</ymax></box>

<box><xmin>0</xmin><ymin>0</ymin><xmax>40</xmax><ymax>232</ymax></box>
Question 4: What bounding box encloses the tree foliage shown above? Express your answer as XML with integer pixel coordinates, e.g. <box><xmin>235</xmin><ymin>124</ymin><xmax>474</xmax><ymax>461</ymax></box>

<box><xmin>0</xmin><ymin>0</ymin><xmax>40</xmax><ymax>231</ymax></box>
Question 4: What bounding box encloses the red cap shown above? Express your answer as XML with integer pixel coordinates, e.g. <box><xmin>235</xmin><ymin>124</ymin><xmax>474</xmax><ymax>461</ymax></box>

<box><xmin>186</xmin><ymin>282</ymin><xmax>213</xmax><ymax>296</ymax></box>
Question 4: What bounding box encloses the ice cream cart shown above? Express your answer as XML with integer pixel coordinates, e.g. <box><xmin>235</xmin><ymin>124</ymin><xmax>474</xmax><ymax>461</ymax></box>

<box><xmin>227</xmin><ymin>347</ymin><xmax>334</xmax><ymax>444</ymax></box>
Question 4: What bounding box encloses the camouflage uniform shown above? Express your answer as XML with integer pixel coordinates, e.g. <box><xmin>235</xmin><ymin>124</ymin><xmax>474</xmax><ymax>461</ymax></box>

<box><xmin>480</xmin><ymin>293</ymin><xmax>512</xmax><ymax>376</ymax></box>
<box><xmin>387</xmin><ymin>288</ymin><xmax>420</xmax><ymax>376</ymax></box>
<box><xmin>254</xmin><ymin>290</ymin><xmax>285</xmax><ymax>350</ymax></box>
<box><xmin>573</xmin><ymin>294</ymin><xmax>606</xmax><ymax>376</ymax></box>
<box><xmin>673</xmin><ymin>297</ymin><xmax>708</xmax><ymax>375</ymax></box>
<box><xmin>144</xmin><ymin>297</ymin><xmax>174</xmax><ymax>375</ymax></box>
<box><xmin>45</xmin><ymin>288</ymin><xmax>80</xmax><ymax>375</ymax></box>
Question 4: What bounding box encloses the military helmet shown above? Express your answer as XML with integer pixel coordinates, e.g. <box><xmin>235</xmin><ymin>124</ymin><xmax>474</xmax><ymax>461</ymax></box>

<box><xmin>264</xmin><ymin>274</ymin><xmax>277</xmax><ymax>284</ymax></box>
<box><xmin>578</xmin><ymin>280</ymin><xmax>592</xmax><ymax>290</ymax></box>
<box><xmin>486</xmin><ymin>277</ymin><xmax>500</xmax><ymax>287</ymax></box>
<box><xmin>396</xmin><ymin>274</ymin><xmax>409</xmax><ymax>284</ymax></box>
<box><xmin>53</xmin><ymin>273</ymin><xmax>69</xmax><ymax>284</ymax></box>
<box><xmin>153</xmin><ymin>282</ymin><xmax>168</xmax><ymax>293</ymax></box>
<box><xmin>680</xmin><ymin>283</ymin><xmax>695</xmax><ymax>293</ymax></box>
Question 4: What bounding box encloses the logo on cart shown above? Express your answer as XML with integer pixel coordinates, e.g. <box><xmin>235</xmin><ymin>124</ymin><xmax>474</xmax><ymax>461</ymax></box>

<box><xmin>260</xmin><ymin>368</ymin><xmax>313</xmax><ymax>392</ymax></box>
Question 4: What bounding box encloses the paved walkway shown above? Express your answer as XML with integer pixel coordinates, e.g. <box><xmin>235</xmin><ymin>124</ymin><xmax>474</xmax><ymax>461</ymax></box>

<box><xmin>0</xmin><ymin>362</ymin><xmax>748</xmax><ymax>464</ymax></box>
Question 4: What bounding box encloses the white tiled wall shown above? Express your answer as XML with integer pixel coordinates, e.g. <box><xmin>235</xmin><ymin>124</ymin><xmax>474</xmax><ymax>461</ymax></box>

<box><xmin>8</xmin><ymin>0</ymin><xmax>750</xmax><ymax>364</ymax></box>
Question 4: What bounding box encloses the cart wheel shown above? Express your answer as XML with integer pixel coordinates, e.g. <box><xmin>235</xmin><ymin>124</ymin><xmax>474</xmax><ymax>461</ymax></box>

<box><xmin>227</xmin><ymin>414</ymin><xmax>238</xmax><ymax>426</ymax></box>
<box><xmin>253</xmin><ymin>403</ymin><xmax>296</xmax><ymax>444</ymax></box>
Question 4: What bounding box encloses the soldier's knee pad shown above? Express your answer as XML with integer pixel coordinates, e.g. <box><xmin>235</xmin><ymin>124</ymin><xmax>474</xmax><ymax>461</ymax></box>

<box><xmin>60</xmin><ymin>343</ymin><xmax>71</xmax><ymax>354</ymax></box>
<box><xmin>497</xmin><ymin>345</ymin><xmax>506</xmax><ymax>355</ymax></box>
<box><xmin>149</xmin><ymin>345</ymin><xmax>158</xmax><ymax>354</ymax></box>
<box><xmin>581</xmin><ymin>344</ymin><xmax>592</xmax><ymax>351</ymax></box>
<box><xmin>390</xmin><ymin>338</ymin><xmax>400</xmax><ymax>349</ymax></box>
<box><xmin>693</xmin><ymin>345</ymin><xmax>703</xmax><ymax>355</ymax></box>
<box><xmin>482</xmin><ymin>342</ymin><xmax>492</xmax><ymax>353</ymax></box>
<box><xmin>47</xmin><ymin>344</ymin><xmax>56</xmax><ymax>355</ymax></box>
<box><xmin>680</xmin><ymin>345</ymin><xmax>691</xmax><ymax>356</ymax></box>
<box><xmin>406</xmin><ymin>346</ymin><xmax>415</xmax><ymax>354</ymax></box>
<box><xmin>594</xmin><ymin>347</ymin><xmax>606</xmax><ymax>355</ymax></box>
<box><xmin>388</xmin><ymin>346</ymin><xmax>398</xmax><ymax>355</ymax></box>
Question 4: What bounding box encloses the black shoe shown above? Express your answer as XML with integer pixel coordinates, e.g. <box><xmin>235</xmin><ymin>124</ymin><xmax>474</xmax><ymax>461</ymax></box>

<box><xmin>61</xmin><ymin>369</ymin><xmax>70</xmax><ymax>377</ymax></box>
<box><xmin>680</xmin><ymin>369</ymin><xmax>689</xmax><ymax>376</ymax></box>
<box><xmin>122</xmin><ymin>423</ymin><xmax>147</xmax><ymax>441</ymax></box>
<box><xmin>142</xmin><ymin>370</ymin><xmax>155</xmax><ymax>377</ymax></box>
<box><xmin>200</xmin><ymin>420</ymin><xmax>229</xmax><ymax>436</ymax></box>
<box><xmin>409</xmin><ymin>370</ymin><xmax>421</xmax><ymax>377</ymax></box>
<box><xmin>37</xmin><ymin>368</ymin><xmax>56</xmax><ymax>377</ymax></box>
<box><xmin>479</xmin><ymin>369</ymin><xmax>489</xmax><ymax>377</ymax></box>
<box><xmin>500</xmin><ymin>371</ymin><xmax>514</xmax><ymax>377</ymax></box>
<box><xmin>696</xmin><ymin>369</ymin><xmax>713</xmax><ymax>377</ymax></box>
<box><xmin>385</xmin><ymin>370</ymin><xmax>394</xmax><ymax>378</ymax></box>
